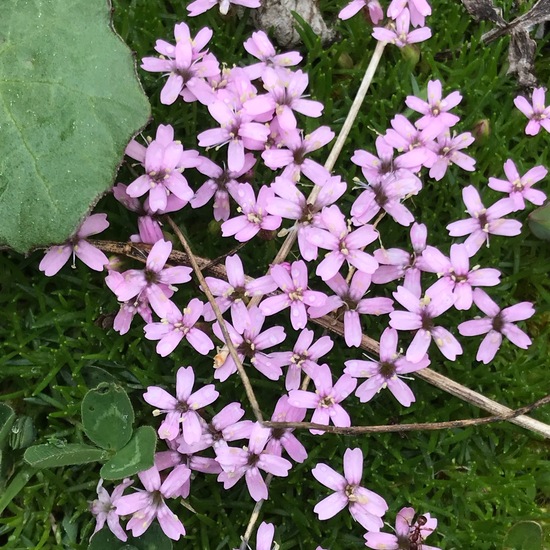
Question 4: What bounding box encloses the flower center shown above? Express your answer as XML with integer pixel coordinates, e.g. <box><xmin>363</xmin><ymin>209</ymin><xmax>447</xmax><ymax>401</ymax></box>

<box><xmin>319</xmin><ymin>396</ymin><xmax>335</xmax><ymax>408</ymax></box>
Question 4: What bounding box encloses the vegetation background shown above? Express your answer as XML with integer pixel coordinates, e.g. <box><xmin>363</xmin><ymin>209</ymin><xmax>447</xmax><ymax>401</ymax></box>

<box><xmin>0</xmin><ymin>0</ymin><xmax>549</xmax><ymax>548</ymax></box>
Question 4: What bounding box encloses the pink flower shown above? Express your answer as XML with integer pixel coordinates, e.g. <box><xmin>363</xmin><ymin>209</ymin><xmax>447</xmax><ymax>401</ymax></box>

<box><xmin>372</xmin><ymin>9</ymin><xmax>432</xmax><ymax>47</ymax></box>
<box><xmin>144</xmin><ymin>298</ymin><xmax>215</xmax><ymax>356</ymax></box>
<box><xmin>215</xmin><ymin>422</ymin><xmax>292</xmax><ymax>501</ymax></box>
<box><xmin>143</xmin><ymin>366</ymin><xmax>219</xmax><ymax>443</ymax></box>
<box><xmin>513</xmin><ymin>87</ymin><xmax>550</xmax><ymax>136</ymax></box>
<box><xmin>389</xmin><ymin>285</ymin><xmax>463</xmax><ymax>362</ymax></box>
<box><xmin>125</xmin><ymin>125</ymin><xmax>199</xmax><ymax>212</ymax></box>
<box><xmin>388</xmin><ymin>0</ymin><xmax>432</xmax><ymax>27</ymax></box>
<box><xmin>345</xmin><ymin>327</ymin><xmax>429</xmax><ymax>406</ymax></box>
<box><xmin>268</xmin><ymin>328</ymin><xmax>334</xmax><ymax>390</ymax></box>
<box><xmin>421</xmin><ymin>243</ymin><xmax>501</xmax><ymax>310</ymax></box>
<box><xmin>39</xmin><ymin>213</ymin><xmax>109</xmax><ymax>276</ymax></box>
<box><xmin>259</xmin><ymin>260</ymin><xmax>328</xmax><ymax>330</ymax></box>
<box><xmin>308</xmin><ymin>272</ymin><xmax>394</xmax><ymax>347</ymax></box>
<box><xmin>488</xmin><ymin>159</ymin><xmax>547</xmax><ymax>211</ymax></box>
<box><xmin>90</xmin><ymin>478</ymin><xmax>133</xmax><ymax>542</ymax></box>
<box><xmin>115</xmin><ymin>465</ymin><xmax>188</xmax><ymax>540</ymax></box>
<box><xmin>243</xmin><ymin>31</ymin><xmax>303</xmax><ymax>80</ymax></box>
<box><xmin>446</xmin><ymin>186</ymin><xmax>522</xmax><ymax>256</ymax></box>
<box><xmin>405</xmin><ymin>80</ymin><xmax>461</xmax><ymax>135</ymax></box>
<box><xmin>312</xmin><ymin>448</ymin><xmax>388</xmax><ymax>531</ymax></box>
<box><xmin>141</xmin><ymin>23</ymin><xmax>219</xmax><ymax>105</ymax></box>
<box><xmin>306</xmin><ymin>205</ymin><xmax>379</xmax><ymax>280</ymax></box>
<box><xmin>221</xmin><ymin>183</ymin><xmax>282</xmax><ymax>241</ymax></box>
<box><xmin>105</xmin><ymin>239</ymin><xmax>192</xmax><ymax>318</ymax></box>
<box><xmin>458</xmin><ymin>289</ymin><xmax>534</xmax><ymax>364</ymax></box>
<box><xmin>288</xmin><ymin>364</ymin><xmax>357</xmax><ymax>434</ymax></box>
<box><xmin>339</xmin><ymin>0</ymin><xmax>383</xmax><ymax>22</ymax></box>
<box><xmin>365</xmin><ymin>506</ymin><xmax>440</xmax><ymax>550</ymax></box>
<box><xmin>187</xmin><ymin>0</ymin><xmax>260</xmax><ymax>17</ymax></box>
<box><xmin>426</xmin><ymin>132</ymin><xmax>476</xmax><ymax>181</ymax></box>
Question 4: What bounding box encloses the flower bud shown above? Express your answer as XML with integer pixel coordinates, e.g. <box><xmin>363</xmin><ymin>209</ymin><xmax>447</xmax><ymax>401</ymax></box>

<box><xmin>472</xmin><ymin>119</ymin><xmax>490</xmax><ymax>142</ymax></box>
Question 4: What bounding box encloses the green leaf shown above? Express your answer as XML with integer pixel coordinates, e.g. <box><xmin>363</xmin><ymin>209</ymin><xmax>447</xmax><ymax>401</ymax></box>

<box><xmin>0</xmin><ymin>403</ymin><xmax>16</xmax><ymax>446</ymax></box>
<box><xmin>23</xmin><ymin>443</ymin><xmax>107</xmax><ymax>468</ymax></box>
<box><xmin>82</xmin><ymin>383</ymin><xmax>134</xmax><ymax>451</ymax></box>
<box><xmin>529</xmin><ymin>203</ymin><xmax>550</xmax><ymax>241</ymax></box>
<box><xmin>0</xmin><ymin>0</ymin><xmax>150</xmax><ymax>252</ymax></box>
<box><xmin>503</xmin><ymin>521</ymin><xmax>543</xmax><ymax>550</ymax></box>
<box><xmin>0</xmin><ymin>465</ymin><xmax>35</xmax><ymax>515</ymax></box>
<box><xmin>8</xmin><ymin>416</ymin><xmax>35</xmax><ymax>449</ymax></box>
<box><xmin>89</xmin><ymin>523</ymin><xmax>172</xmax><ymax>550</ymax></box>
<box><xmin>100</xmin><ymin>426</ymin><xmax>156</xmax><ymax>480</ymax></box>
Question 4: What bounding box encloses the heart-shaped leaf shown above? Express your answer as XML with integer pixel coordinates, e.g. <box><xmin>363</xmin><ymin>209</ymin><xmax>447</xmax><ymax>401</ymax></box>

<box><xmin>0</xmin><ymin>0</ymin><xmax>150</xmax><ymax>252</ymax></box>
<box><xmin>100</xmin><ymin>426</ymin><xmax>156</xmax><ymax>480</ymax></box>
<box><xmin>82</xmin><ymin>383</ymin><xmax>134</xmax><ymax>451</ymax></box>
<box><xmin>23</xmin><ymin>443</ymin><xmax>107</xmax><ymax>468</ymax></box>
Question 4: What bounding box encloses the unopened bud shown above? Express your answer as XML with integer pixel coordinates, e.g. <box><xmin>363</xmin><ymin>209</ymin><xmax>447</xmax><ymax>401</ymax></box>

<box><xmin>400</xmin><ymin>44</ymin><xmax>421</xmax><ymax>67</ymax></box>
<box><xmin>208</xmin><ymin>219</ymin><xmax>221</xmax><ymax>236</ymax></box>
<box><xmin>337</xmin><ymin>52</ymin><xmax>354</xmax><ymax>70</ymax></box>
<box><xmin>472</xmin><ymin>119</ymin><xmax>491</xmax><ymax>142</ymax></box>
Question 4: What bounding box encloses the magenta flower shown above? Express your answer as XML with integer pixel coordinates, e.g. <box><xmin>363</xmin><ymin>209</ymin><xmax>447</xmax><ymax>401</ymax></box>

<box><xmin>212</xmin><ymin>306</ymin><xmax>286</xmax><ymax>381</ymax></box>
<box><xmin>421</xmin><ymin>243</ymin><xmax>501</xmax><ymax>310</ymax></box>
<box><xmin>405</xmin><ymin>80</ymin><xmax>461</xmax><ymax>135</ymax></box>
<box><xmin>268</xmin><ymin>328</ymin><xmax>334</xmax><ymax>390</ymax></box>
<box><xmin>115</xmin><ymin>465</ymin><xmax>188</xmax><ymax>540</ymax></box>
<box><xmin>187</xmin><ymin>0</ymin><xmax>260</xmax><ymax>17</ymax></box>
<box><xmin>262</xmin><ymin>126</ymin><xmax>334</xmax><ymax>185</ymax></box>
<box><xmin>373</xmin><ymin>9</ymin><xmax>432</xmax><ymax>47</ymax></box>
<box><xmin>265</xmin><ymin>395</ymin><xmax>308</xmax><ymax>463</ymax></box>
<box><xmin>243</xmin><ymin>31</ymin><xmax>303</xmax><ymax>80</ymax></box>
<box><xmin>513</xmin><ymin>87</ymin><xmax>550</xmax><ymax>136</ymax></box>
<box><xmin>345</xmin><ymin>328</ymin><xmax>429</xmax><ymax>406</ymax></box>
<box><xmin>389</xmin><ymin>285</ymin><xmax>463</xmax><ymax>362</ymax></box>
<box><xmin>288</xmin><ymin>363</ymin><xmax>357</xmax><ymax>434</ymax></box>
<box><xmin>221</xmin><ymin>183</ymin><xmax>282</xmax><ymax>241</ymax></box>
<box><xmin>488</xmin><ymin>159</ymin><xmax>547</xmax><ymax>211</ymax></box>
<box><xmin>141</xmin><ymin>23</ymin><xmax>219</xmax><ymax>105</ymax></box>
<box><xmin>446</xmin><ymin>186</ymin><xmax>522</xmax><ymax>256</ymax></box>
<box><xmin>306</xmin><ymin>205</ymin><xmax>379</xmax><ymax>280</ymax></box>
<box><xmin>266</xmin><ymin>175</ymin><xmax>347</xmax><ymax>261</ymax></box>
<box><xmin>106</xmin><ymin>239</ymin><xmax>192</xmax><ymax>318</ymax></box>
<box><xmin>144</xmin><ymin>298</ymin><xmax>215</xmax><ymax>357</ymax></box>
<box><xmin>259</xmin><ymin>260</ymin><xmax>328</xmax><ymax>330</ymax></box>
<box><xmin>125</xmin><ymin>125</ymin><xmax>199</xmax><ymax>212</ymax></box>
<box><xmin>458</xmin><ymin>289</ymin><xmax>534</xmax><ymax>364</ymax></box>
<box><xmin>372</xmin><ymin>222</ymin><xmax>428</xmax><ymax>297</ymax></box>
<box><xmin>190</xmin><ymin>154</ymin><xmax>256</xmax><ymax>221</ymax></box>
<box><xmin>339</xmin><ymin>0</ymin><xmax>383</xmax><ymax>22</ymax></box>
<box><xmin>308</xmin><ymin>272</ymin><xmax>394</xmax><ymax>347</ymax></box>
<box><xmin>90</xmin><ymin>478</ymin><xmax>133</xmax><ymax>542</ymax></box>
<box><xmin>143</xmin><ymin>366</ymin><xmax>219</xmax><ymax>443</ymax></box>
<box><xmin>427</xmin><ymin>132</ymin><xmax>476</xmax><ymax>181</ymax></box>
<box><xmin>365</xmin><ymin>507</ymin><xmax>440</xmax><ymax>550</ymax></box>
<box><xmin>215</xmin><ymin>422</ymin><xmax>292</xmax><ymax>501</ymax></box>
<box><xmin>312</xmin><ymin>448</ymin><xmax>388</xmax><ymax>531</ymax></box>
<box><xmin>39</xmin><ymin>213</ymin><xmax>109</xmax><ymax>276</ymax></box>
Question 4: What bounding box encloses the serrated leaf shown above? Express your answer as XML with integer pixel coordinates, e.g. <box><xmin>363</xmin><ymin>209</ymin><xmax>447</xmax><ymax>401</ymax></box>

<box><xmin>0</xmin><ymin>403</ymin><xmax>16</xmax><ymax>446</ymax></box>
<box><xmin>503</xmin><ymin>520</ymin><xmax>542</xmax><ymax>549</ymax></box>
<box><xmin>100</xmin><ymin>426</ymin><xmax>156</xmax><ymax>480</ymax></box>
<box><xmin>0</xmin><ymin>0</ymin><xmax>150</xmax><ymax>252</ymax></box>
<box><xmin>82</xmin><ymin>383</ymin><xmax>134</xmax><ymax>451</ymax></box>
<box><xmin>89</xmin><ymin>524</ymin><xmax>172</xmax><ymax>550</ymax></box>
<box><xmin>23</xmin><ymin>443</ymin><xmax>107</xmax><ymax>468</ymax></box>
<box><xmin>529</xmin><ymin>203</ymin><xmax>550</xmax><ymax>241</ymax></box>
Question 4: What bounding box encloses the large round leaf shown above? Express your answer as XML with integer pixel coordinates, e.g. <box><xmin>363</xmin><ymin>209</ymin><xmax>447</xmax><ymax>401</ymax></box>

<box><xmin>0</xmin><ymin>0</ymin><xmax>150</xmax><ymax>252</ymax></box>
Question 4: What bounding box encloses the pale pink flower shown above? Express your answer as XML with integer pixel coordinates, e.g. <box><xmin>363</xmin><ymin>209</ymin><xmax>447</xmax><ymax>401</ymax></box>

<box><xmin>115</xmin><ymin>465</ymin><xmax>188</xmax><ymax>540</ymax></box>
<box><xmin>90</xmin><ymin>478</ymin><xmax>133</xmax><ymax>542</ymax></box>
<box><xmin>488</xmin><ymin>159</ymin><xmax>547</xmax><ymax>211</ymax></box>
<box><xmin>446</xmin><ymin>186</ymin><xmax>522</xmax><ymax>256</ymax></box>
<box><xmin>513</xmin><ymin>87</ymin><xmax>550</xmax><ymax>136</ymax></box>
<box><xmin>372</xmin><ymin>9</ymin><xmax>432</xmax><ymax>47</ymax></box>
<box><xmin>215</xmin><ymin>422</ymin><xmax>292</xmax><ymax>501</ymax></box>
<box><xmin>312</xmin><ymin>448</ymin><xmax>388</xmax><ymax>531</ymax></box>
<box><xmin>365</xmin><ymin>506</ymin><xmax>440</xmax><ymax>550</ymax></box>
<box><xmin>288</xmin><ymin>364</ymin><xmax>357</xmax><ymax>434</ymax></box>
<box><xmin>345</xmin><ymin>327</ymin><xmax>429</xmax><ymax>406</ymax></box>
<box><xmin>339</xmin><ymin>0</ymin><xmax>383</xmax><ymax>22</ymax></box>
<box><xmin>143</xmin><ymin>366</ymin><xmax>219</xmax><ymax>443</ymax></box>
<box><xmin>427</xmin><ymin>132</ymin><xmax>476</xmax><ymax>181</ymax></box>
<box><xmin>387</xmin><ymin>0</ymin><xmax>432</xmax><ymax>27</ymax></box>
<box><xmin>187</xmin><ymin>0</ymin><xmax>260</xmax><ymax>17</ymax></box>
<box><xmin>389</xmin><ymin>285</ymin><xmax>463</xmax><ymax>362</ymax></box>
<box><xmin>39</xmin><ymin>213</ymin><xmax>109</xmax><ymax>276</ymax></box>
<box><xmin>458</xmin><ymin>289</ymin><xmax>534</xmax><ymax>364</ymax></box>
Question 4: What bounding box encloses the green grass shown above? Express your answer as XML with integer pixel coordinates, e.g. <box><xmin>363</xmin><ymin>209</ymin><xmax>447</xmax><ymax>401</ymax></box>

<box><xmin>1</xmin><ymin>0</ymin><xmax>550</xmax><ymax>548</ymax></box>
